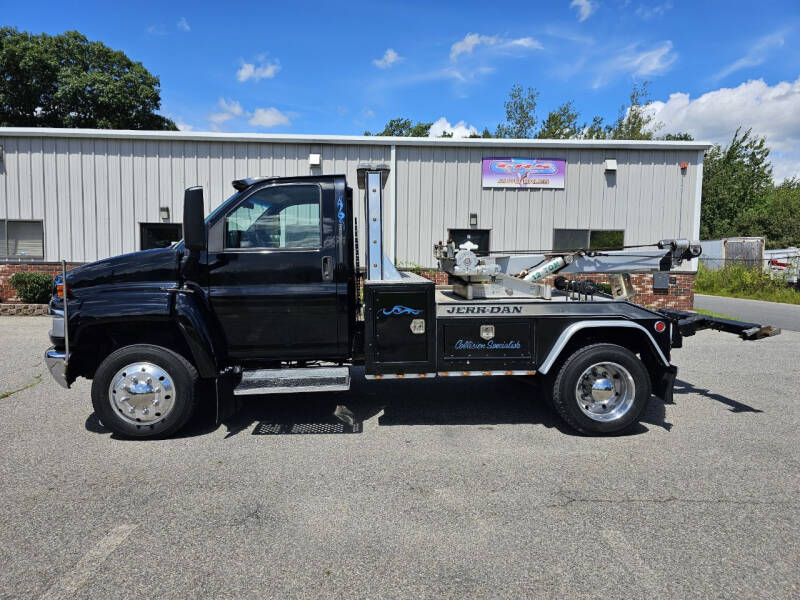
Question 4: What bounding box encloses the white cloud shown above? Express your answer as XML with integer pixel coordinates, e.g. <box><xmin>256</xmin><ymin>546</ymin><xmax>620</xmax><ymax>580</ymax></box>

<box><xmin>218</xmin><ymin>98</ymin><xmax>243</xmax><ymax>116</ymax></box>
<box><xmin>647</xmin><ymin>78</ymin><xmax>800</xmax><ymax>181</ymax></box>
<box><xmin>361</xmin><ymin>107</ymin><xmax>375</xmax><ymax>120</ymax></box>
<box><xmin>175</xmin><ymin>121</ymin><xmax>194</xmax><ymax>131</ymax></box>
<box><xmin>145</xmin><ymin>24</ymin><xmax>167</xmax><ymax>36</ymax></box>
<box><xmin>177</xmin><ymin>17</ymin><xmax>190</xmax><ymax>32</ymax></box>
<box><xmin>208</xmin><ymin>112</ymin><xmax>233</xmax><ymax>125</ymax></box>
<box><xmin>714</xmin><ymin>31</ymin><xmax>785</xmax><ymax>81</ymax></box>
<box><xmin>635</xmin><ymin>3</ymin><xmax>672</xmax><ymax>19</ymax></box>
<box><xmin>428</xmin><ymin>117</ymin><xmax>478</xmax><ymax>138</ymax></box>
<box><xmin>509</xmin><ymin>37</ymin><xmax>544</xmax><ymax>50</ymax></box>
<box><xmin>449</xmin><ymin>33</ymin><xmax>542</xmax><ymax>63</ymax></box>
<box><xmin>248</xmin><ymin>107</ymin><xmax>290</xmax><ymax>128</ymax></box>
<box><xmin>593</xmin><ymin>40</ymin><xmax>676</xmax><ymax>87</ymax></box>
<box><xmin>373</xmin><ymin>48</ymin><xmax>402</xmax><ymax>68</ymax></box>
<box><xmin>570</xmin><ymin>0</ymin><xmax>597</xmax><ymax>22</ymax></box>
<box><xmin>450</xmin><ymin>33</ymin><xmax>499</xmax><ymax>61</ymax></box>
<box><xmin>237</xmin><ymin>58</ymin><xmax>281</xmax><ymax>82</ymax></box>
<box><xmin>208</xmin><ymin>98</ymin><xmax>246</xmax><ymax>128</ymax></box>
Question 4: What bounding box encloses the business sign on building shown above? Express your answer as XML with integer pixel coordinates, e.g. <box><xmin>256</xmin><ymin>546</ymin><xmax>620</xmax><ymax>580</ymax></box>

<box><xmin>482</xmin><ymin>158</ymin><xmax>566</xmax><ymax>189</ymax></box>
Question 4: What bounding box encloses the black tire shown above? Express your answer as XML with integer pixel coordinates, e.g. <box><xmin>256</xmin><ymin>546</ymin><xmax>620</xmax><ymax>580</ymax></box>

<box><xmin>91</xmin><ymin>344</ymin><xmax>199</xmax><ymax>439</ymax></box>
<box><xmin>550</xmin><ymin>343</ymin><xmax>651</xmax><ymax>435</ymax></box>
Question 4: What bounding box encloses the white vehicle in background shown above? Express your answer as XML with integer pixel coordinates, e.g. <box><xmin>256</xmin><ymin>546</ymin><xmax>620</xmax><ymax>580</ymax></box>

<box><xmin>765</xmin><ymin>247</ymin><xmax>800</xmax><ymax>288</ymax></box>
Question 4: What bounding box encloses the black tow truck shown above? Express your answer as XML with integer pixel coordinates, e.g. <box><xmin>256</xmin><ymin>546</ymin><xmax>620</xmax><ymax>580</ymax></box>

<box><xmin>45</xmin><ymin>166</ymin><xmax>779</xmax><ymax>438</ymax></box>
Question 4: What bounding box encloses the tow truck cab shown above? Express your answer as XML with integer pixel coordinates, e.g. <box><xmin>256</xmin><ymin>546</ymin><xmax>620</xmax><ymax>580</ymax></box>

<box><xmin>45</xmin><ymin>171</ymin><xmax>776</xmax><ymax>439</ymax></box>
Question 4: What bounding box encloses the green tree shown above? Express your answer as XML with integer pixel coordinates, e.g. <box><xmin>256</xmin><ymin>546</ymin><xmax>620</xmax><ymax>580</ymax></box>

<box><xmin>536</xmin><ymin>101</ymin><xmax>581</xmax><ymax>139</ymax></box>
<box><xmin>468</xmin><ymin>127</ymin><xmax>494</xmax><ymax>138</ymax></box>
<box><xmin>0</xmin><ymin>27</ymin><xmax>176</xmax><ymax>130</ymax></box>
<box><xmin>735</xmin><ymin>178</ymin><xmax>800</xmax><ymax>249</ymax></box>
<box><xmin>496</xmin><ymin>84</ymin><xmax>538</xmax><ymax>138</ymax></box>
<box><xmin>661</xmin><ymin>132</ymin><xmax>694</xmax><ymax>141</ymax></box>
<box><xmin>583</xmin><ymin>115</ymin><xmax>607</xmax><ymax>140</ymax></box>
<box><xmin>606</xmin><ymin>82</ymin><xmax>660</xmax><ymax>140</ymax></box>
<box><xmin>701</xmin><ymin>128</ymin><xmax>773</xmax><ymax>239</ymax></box>
<box><xmin>364</xmin><ymin>117</ymin><xmax>433</xmax><ymax>137</ymax></box>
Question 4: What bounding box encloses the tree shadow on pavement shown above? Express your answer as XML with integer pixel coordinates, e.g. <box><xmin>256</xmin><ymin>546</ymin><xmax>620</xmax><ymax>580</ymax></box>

<box><xmin>674</xmin><ymin>379</ymin><xmax>763</xmax><ymax>413</ymax></box>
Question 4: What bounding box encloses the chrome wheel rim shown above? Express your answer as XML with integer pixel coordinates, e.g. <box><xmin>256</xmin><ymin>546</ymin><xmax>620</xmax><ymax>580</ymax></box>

<box><xmin>108</xmin><ymin>362</ymin><xmax>176</xmax><ymax>426</ymax></box>
<box><xmin>575</xmin><ymin>361</ymin><xmax>636</xmax><ymax>422</ymax></box>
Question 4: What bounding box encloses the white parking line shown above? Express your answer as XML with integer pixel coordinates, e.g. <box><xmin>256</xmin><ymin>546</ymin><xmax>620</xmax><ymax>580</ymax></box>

<box><xmin>39</xmin><ymin>524</ymin><xmax>137</xmax><ymax>600</ymax></box>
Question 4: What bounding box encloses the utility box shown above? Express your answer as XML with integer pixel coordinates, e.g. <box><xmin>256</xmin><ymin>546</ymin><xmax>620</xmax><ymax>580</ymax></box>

<box><xmin>363</xmin><ymin>273</ymin><xmax>436</xmax><ymax>375</ymax></box>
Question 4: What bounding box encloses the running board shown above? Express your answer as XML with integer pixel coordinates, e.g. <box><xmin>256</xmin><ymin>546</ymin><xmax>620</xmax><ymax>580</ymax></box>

<box><xmin>234</xmin><ymin>366</ymin><xmax>350</xmax><ymax>396</ymax></box>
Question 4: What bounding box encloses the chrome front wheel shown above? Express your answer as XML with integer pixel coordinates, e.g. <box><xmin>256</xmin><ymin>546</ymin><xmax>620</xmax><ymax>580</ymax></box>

<box><xmin>108</xmin><ymin>362</ymin><xmax>177</xmax><ymax>426</ymax></box>
<box><xmin>575</xmin><ymin>361</ymin><xmax>636</xmax><ymax>422</ymax></box>
<box><xmin>92</xmin><ymin>344</ymin><xmax>199</xmax><ymax>439</ymax></box>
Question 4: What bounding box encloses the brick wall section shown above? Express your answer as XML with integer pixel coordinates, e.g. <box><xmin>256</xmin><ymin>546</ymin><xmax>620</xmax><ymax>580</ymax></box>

<box><xmin>0</xmin><ymin>263</ymin><xmax>81</xmax><ymax>303</ymax></box>
<box><xmin>419</xmin><ymin>270</ymin><xmax>449</xmax><ymax>285</ymax></box>
<box><xmin>418</xmin><ymin>269</ymin><xmax>695</xmax><ymax>310</ymax></box>
<box><xmin>0</xmin><ymin>304</ymin><xmax>49</xmax><ymax>316</ymax></box>
<box><xmin>539</xmin><ymin>272</ymin><xmax>695</xmax><ymax>311</ymax></box>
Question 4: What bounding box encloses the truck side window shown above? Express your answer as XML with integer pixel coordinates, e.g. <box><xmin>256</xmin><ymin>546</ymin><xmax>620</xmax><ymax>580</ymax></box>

<box><xmin>225</xmin><ymin>184</ymin><xmax>321</xmax><ymax>249</ymax></box>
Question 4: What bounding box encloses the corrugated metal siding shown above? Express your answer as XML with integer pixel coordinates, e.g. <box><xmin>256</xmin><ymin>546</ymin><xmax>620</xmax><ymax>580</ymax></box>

<box><xmin>395</xmin><ymin>146</ymin><xmax>701</xmax><ymax>266</ymax></box>
<box><xmin>0</xmin><ymin>135</ymin><xmax>389</xmax><ymax>262</ymax></box>
<box><xmin>0</xmin><ymin>133</ymin><xmax>700</xmax><ymax>267</ymax></box>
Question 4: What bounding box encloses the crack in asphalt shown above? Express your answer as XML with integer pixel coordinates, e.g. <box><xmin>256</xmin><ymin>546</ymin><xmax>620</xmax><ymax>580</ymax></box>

<box><xmin>547</xmin><ymin>491</ymin><xmax>799</xmax><ymax>508</ymax></box>
<box><xmin>0</xmin><ymin>373</ymin><xmax>42</xmax><ymax>400</ymax></box>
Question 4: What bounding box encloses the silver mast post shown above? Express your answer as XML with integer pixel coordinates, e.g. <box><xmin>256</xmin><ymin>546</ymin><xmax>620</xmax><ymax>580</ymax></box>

<box><xmin>61</xmin><ymin>260</ymin><xmax>69</xmax><ymax>367</ymax></box>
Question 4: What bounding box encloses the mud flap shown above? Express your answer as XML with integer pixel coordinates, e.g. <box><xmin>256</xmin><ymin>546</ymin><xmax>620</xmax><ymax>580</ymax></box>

<box><xmin>653</xmin><ymin>364</ymin><xmax>678</xmax><ymax>404</ymax></box>
<box><xmin>215</xmin><ymin>375</ymin><xmax>241</xmax><ymax>425</ymax></box>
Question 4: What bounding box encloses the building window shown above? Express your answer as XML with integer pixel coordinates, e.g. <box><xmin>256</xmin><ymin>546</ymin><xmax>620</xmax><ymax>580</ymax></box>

<box><xmin>553</xmin><ymin>229</ymin><xmax>624</xmax><ymax>251</ymax></box>
<box><xmin>140</xmin><ymin>223</ymin><xmax>183</xmax><ymax>250</ymax></box>
<box><xmin>0</xmin><ymin>220</ymin><xmax>44</xmax><ymax>259</ymax></box>
<box><xmin>448</xmin><ymin>229</ymin><xmax>491</xmax><ymax>253</ymax></box>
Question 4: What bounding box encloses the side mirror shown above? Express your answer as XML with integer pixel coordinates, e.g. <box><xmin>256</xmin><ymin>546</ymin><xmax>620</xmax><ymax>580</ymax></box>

<box><xmin>183</xmin><ymin>187</ymin><xmax>206</xmax><ymax>252</ymax></box>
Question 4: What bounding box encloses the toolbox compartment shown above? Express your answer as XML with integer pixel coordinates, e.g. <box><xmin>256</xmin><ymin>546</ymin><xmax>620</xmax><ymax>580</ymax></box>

<box><xmin>364</xmin><ymin>273</ymin><xmax>436</xmax><ymax>375</ymax></box>
<box><xmin>436</xmin><ymin>318</ymin><xmax>536</xmax><ymax>372</ymax></box>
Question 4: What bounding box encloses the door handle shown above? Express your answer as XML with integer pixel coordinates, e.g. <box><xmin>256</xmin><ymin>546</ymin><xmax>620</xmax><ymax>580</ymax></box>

<box><xmin>321</xmin><ymin>255</ymin><xmax>333</xmax><ymax>281</ymax></box>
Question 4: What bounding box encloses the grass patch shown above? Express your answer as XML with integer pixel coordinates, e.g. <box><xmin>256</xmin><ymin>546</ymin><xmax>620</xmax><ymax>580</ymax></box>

<box><xmin>0</xmin><ymin>374</ymin><xmax>42</xmax><ymax>400</ymax></box>
<box><xmin>695</xmin><ymin>262</ymin><xmax>800</xmax><ymax>305</ymax></box>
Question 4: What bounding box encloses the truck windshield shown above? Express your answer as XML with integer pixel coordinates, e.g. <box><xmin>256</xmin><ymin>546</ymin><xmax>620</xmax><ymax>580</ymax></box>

<box><xmin>205</xmin><ymin>190</ymin><xmax>243</xmax><ymax>225</ymax></box>
<box><xmin>172</xmin><ymin>190</ymin><xmax>243</xmax><ymax>249</ymax></box>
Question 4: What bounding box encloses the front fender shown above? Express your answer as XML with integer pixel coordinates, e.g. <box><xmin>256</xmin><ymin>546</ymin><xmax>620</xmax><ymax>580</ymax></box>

<box><xmin>172</xmin><ymin>289</ymin><xmax>221</xmax><ymax>378</ymax></box>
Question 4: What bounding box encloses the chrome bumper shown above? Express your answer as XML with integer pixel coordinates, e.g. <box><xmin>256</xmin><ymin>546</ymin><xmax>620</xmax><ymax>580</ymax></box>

<box><xmin>45</xmin><ymin>348</ymin><xmax>70</xmax><ymax>389</ymax></box>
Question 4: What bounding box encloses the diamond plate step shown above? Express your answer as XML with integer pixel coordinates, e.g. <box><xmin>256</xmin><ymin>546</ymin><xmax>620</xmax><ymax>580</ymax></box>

<box><xmin>234</xmin><ymin>366</ymin><xmax>350</xmax><ymax>396</ymax></box>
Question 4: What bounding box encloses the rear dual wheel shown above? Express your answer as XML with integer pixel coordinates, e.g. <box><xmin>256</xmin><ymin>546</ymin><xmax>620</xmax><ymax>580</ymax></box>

<box><xmin>91</xmin><ymin>344</ymin><xmax>199</xmax><ymax>439</ymax></box>
<box><xmin>549</xmin><ymin>343</ymin><xmax>651</xmax><ymax>434</ymax></box>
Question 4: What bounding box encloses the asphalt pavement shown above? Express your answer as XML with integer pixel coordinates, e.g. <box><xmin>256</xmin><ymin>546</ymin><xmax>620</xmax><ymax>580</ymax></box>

<box><xmin>694</xmin><ymin>293</ymin><xmax>800</xmax><ymax>332</ymax></box>
<box><xmin>1</xmin><ymin>316</ymin><xmax>798</xmax><ymax>599</ymax></box>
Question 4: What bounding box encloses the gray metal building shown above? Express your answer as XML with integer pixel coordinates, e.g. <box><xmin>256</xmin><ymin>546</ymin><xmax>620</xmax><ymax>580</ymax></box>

<box><xmin>0</xmin><ymin>128</ymin><xmax>710</xmax><ymax>268</ymax></box>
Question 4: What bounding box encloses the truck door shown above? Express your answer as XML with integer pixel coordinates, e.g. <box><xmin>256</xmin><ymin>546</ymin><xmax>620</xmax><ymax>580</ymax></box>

<box><xmin>206</xmin><ymin>181</ymin><xmax>340</xmax><ymax>360</ymax></box>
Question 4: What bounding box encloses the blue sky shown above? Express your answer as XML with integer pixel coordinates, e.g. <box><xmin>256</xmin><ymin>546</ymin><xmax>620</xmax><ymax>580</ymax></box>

<box><xmin>5</xmin><ymin>0</ymin><xmax>800</xmax><ymax>178</ymax></box>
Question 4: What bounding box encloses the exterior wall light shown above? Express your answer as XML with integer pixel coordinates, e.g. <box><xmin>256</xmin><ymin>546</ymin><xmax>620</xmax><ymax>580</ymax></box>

<box><xmin>604</xmin><ymin>158</ymin><xmax>617</xmax><ymax>171</ymax></box>
<box><xmin>469</xmin><ymin>213</ymin><xmax>478</xmax><ymax>227</ymax></box>
<box><xmin>309</xmin><ymin>153</ymin><xmax>321</xmax><ymax>167</ymax></box>
<box><xmin>159</xmin><ymin>206</ymin><xmax>170</xmax><ymax>221</ymax></box>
